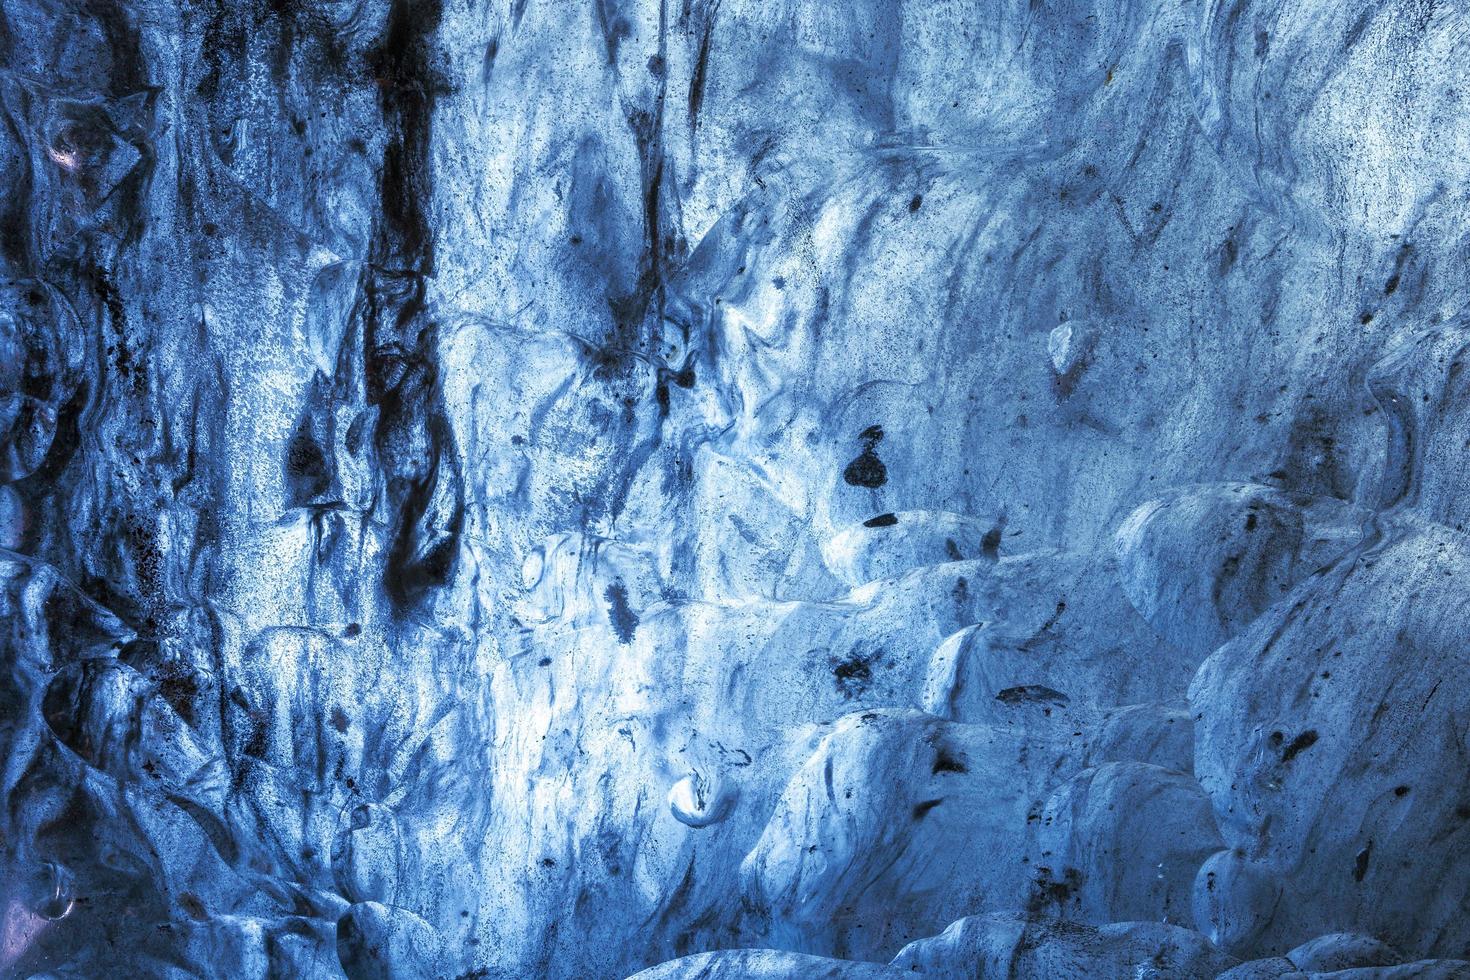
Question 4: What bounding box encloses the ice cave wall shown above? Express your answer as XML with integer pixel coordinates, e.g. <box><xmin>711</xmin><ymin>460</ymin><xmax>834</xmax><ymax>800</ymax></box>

<box><xmin>2</xmin><ymin>0</ymin><xmax>1470</xmax><ymax>978</ymax></box>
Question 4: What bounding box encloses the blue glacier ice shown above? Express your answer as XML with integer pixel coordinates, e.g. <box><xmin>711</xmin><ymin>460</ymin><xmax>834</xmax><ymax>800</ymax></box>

<box><xmin>2</xmin><ymin>0</ymin><xmax>1470</xmax><ymax>977</ymax></box>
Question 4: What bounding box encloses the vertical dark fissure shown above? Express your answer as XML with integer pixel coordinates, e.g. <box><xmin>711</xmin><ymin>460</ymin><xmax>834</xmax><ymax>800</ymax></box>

<box><xmin>590</xmin><ymin>0</ymin><xmax>681</xmax><ymax>529</ymax></box>
<box><xmin>359</xmin><ymin>0</ymin><xmax>464</xmax><ymax>609</ymax></box>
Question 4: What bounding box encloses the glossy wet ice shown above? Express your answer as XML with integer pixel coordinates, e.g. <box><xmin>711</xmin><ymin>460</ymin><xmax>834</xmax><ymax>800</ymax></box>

<box><xmin>3</xmin><ymin>1</ymin><xmax>1470</xmax><ymax>978</ymax></box>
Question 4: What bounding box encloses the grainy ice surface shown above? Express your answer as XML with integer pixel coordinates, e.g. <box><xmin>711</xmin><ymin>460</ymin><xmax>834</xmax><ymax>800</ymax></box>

<box><xmin>2</xmin><ymin>1</ymin><xmax>1469</xmax><ymax>978</ymax></box>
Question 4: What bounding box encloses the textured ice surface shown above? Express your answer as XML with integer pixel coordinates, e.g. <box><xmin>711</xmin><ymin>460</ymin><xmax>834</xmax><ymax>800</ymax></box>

<box><xmin>3</xmin><ymin>0</ymin><xmax>1470</xmax><ymax>978</ymax></box>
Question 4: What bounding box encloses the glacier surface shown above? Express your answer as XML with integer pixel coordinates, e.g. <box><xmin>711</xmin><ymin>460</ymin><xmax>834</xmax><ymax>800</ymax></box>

<box><xmin>2</xmin><ymin>0</ymin><xmax>1470</xmax><ymax>977</ymax></box>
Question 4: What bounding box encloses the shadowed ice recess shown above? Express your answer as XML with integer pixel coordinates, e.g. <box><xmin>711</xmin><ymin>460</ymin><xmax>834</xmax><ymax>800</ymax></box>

<box><xmin>2</xmin><ymin>0</ymin><xmax>1469</xmax><ymax>977</ymax></box>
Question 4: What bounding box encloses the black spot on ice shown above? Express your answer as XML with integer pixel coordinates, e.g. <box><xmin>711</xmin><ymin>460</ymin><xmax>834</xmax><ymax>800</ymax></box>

<box><xmin>832</xmin><ymin>650</ymin><xmax>880</xmax><ymax>697</ymax></box>
<box><xmin>604</xmin><ymin>581</ymin><xmax>639</xmax><ymax>644</ymax></box>
<box><xmin>1281</xmin><ymin>729</ymin><xmax>1319</xmax><ymax>763</ymax></box>
<box><xmin>844</xmin><ymin>451</ymin><xmax>887</xmax><ymax>488</ymax></box>
<box><xmin>1354</xmin><ymin>840</ymin><xmax>1372</xmax><ymax>882</ymax></box>
<box><xmin>996</xmin><ymin>685</ymin><xmax>1070</xmax><ymax>707</ymax></box>
<box><xmin>912</xmin><ymin>798</ymin><xmax>943</xmax><ymax>820</ymax></box>
<box><xmin>932</xmin><ymin>750</ymin><xmax>968</xmax><ymax>774</ymax></box>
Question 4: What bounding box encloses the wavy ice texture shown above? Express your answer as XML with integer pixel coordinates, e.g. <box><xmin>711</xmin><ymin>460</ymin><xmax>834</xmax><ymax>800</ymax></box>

<box><xmin>3</xmin><ymin>0</ymin><xmax>1470</xmax><ymax>978</ymax></box>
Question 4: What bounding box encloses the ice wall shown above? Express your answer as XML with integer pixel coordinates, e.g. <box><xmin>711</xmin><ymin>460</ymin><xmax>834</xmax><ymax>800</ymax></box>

<box><xmin>2</xmin><ymin>1</ymin><xmax>1469</xmax><ymax>978</ymax></box>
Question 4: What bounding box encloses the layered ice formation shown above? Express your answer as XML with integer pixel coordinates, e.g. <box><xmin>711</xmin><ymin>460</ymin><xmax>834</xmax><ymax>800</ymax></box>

<box><xmin>3</xmin><ymin>0</ymin><xmax>1470</xmax><ymax>977</ymax></box>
